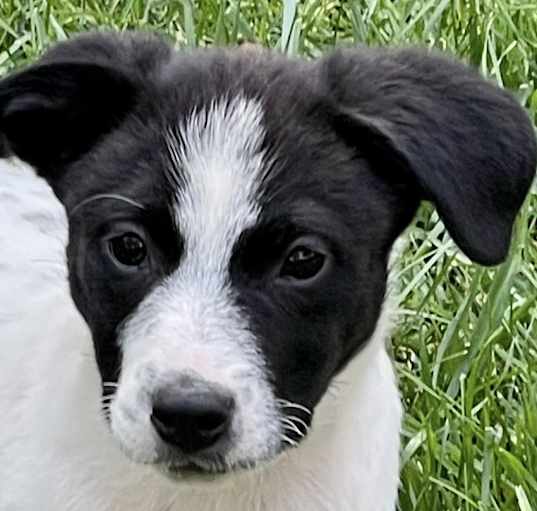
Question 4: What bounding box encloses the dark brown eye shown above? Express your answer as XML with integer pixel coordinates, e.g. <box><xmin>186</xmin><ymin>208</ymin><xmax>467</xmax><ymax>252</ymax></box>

<box><xmin>280</xmin><ymin>246</ymin><xmax>325</xmax><ymax>281</ymax></box>
<box><xmin>109</xmin><ymin>233</ymin><xmax>147</xmax><ymax>267</ymax></box>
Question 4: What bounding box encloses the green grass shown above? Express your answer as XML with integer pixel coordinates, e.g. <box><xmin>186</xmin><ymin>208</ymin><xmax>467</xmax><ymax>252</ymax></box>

<box><xmin>1</xmin><ymin>1</ymin><xmax>536</xmax><ymax>510</ymax></box>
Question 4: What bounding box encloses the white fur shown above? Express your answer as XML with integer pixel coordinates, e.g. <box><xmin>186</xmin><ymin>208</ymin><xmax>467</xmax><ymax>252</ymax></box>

<box><xmin>112</xmin><ymin>97</ymin><xmax>281</xmax><ymax>467</ymax></box>
<box><xmin>0</xmin><ymin>155</ymin><xmax>402</xmax><ymax>510</ymax></box>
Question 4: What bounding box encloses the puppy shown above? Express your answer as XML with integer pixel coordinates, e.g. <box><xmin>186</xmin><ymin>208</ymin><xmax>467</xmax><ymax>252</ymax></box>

<box><xmin>0</xmin><ymin>31</ymin><xmax>535</xmax><ymax>511</ymax></box>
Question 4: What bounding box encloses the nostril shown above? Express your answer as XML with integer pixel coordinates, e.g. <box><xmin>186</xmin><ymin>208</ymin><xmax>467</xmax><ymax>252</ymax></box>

<box><xmin>197</xmin><ymin>410</ymin><xmax>228</xmax><ymax>434</ymax></box>
<box><xmin>151</xmin><ymin>386</ymin><xmax>235</xmax><ymax>455</ymax></box>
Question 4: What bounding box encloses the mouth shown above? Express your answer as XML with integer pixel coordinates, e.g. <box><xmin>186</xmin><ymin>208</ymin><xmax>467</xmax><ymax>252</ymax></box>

<box><xmin>155</xmin><ymin>457</ymin><xmax>263</xmax><ymax>485</ymax></box>
<box><xmin>151</xmin><ymin>441</ymin><xmax>292</xmax><ymax>485</ymax></box>
<box><xmin>105</xmin><ymin>379</ymin><xmax>312</xmax><ymax>485</ymax></box>
<box><xmin>105</xmin><ymin>401</ymin><xmax>292</xmax><ymax>485</ymax></box>
<box><xmin>157</xmin><ymin>463</ymin><xmax>225</xmax><ymax>483</ymax></box>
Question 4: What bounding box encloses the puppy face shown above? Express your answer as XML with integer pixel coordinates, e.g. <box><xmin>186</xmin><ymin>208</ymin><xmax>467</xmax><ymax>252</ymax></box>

<box><xmin>1</xmin><ymin>32</ymin><xmax>534</xmax><ymax>478</ymax></box>
<box><xmin>64</xmin><ymin>92</ymin><xmax>411</xmax><ymax>472</ymax></box>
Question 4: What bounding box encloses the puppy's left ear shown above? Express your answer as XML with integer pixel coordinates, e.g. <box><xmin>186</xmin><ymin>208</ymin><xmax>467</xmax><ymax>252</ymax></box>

<box><xmin>319</xmin><ymin>48</ymin><xmax>536</xmax><ymax>265</ymax></box>
<box><xmin>0</xmin><ymin>61</ymin><xmax>137</xmax><ymax>189</ymax></box>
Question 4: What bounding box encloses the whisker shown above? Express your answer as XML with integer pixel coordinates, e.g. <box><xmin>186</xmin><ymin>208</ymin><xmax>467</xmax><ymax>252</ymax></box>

<box><xmin>276</xmin><ymin>399</ymin><xmax>312</xmax><ymax>416</ymax></box>
<box><xmin>280</xmin><ymin>418</ymin><xmax>303</xmax><ymax>436</ymax></box>
<box><xmin>69</xmin><ymin>194</ymin><xmax>145</xmax><ymax>217</ymax></box>
<box><xmin>280</xmin><ymin>434</ymin><xmax>298</xmax><ymax>447</ymax></box>
<box><xmin>281</xmin><ymin>424</ymin><xmax>305</xmax><ymax>438</ymax></box>
<box><xmin>286</xmin><ymin>415</ymin><xmax>310</xmax><ymax>432</ymax></box>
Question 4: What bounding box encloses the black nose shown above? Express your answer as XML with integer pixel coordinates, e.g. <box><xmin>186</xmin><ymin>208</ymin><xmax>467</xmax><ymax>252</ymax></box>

<box><xmin>151</xmin><ymin>382</ymin><xmax>234</xmax><ymax>454</ymax></box>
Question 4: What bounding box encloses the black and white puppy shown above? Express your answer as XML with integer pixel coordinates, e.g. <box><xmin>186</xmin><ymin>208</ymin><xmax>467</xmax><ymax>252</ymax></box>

<box><xmin>0</xmin><ymin>32</ymin><xmax>535</xmax><ymax>511</ymax></box>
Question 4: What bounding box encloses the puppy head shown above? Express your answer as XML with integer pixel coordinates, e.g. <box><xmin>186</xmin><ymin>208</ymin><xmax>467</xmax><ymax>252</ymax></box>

<box><xmin>1</xmin><ymin>32</ymin><xmax>534</xmax><ymax>478</ymax></box>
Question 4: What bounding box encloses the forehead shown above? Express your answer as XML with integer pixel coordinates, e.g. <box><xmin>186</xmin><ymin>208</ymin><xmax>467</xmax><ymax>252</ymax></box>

<box><xmin>69</xmin><ymin>53</ymin><xmax>393</xmax><ymax>245</ymax></box>
<box><xmin>166</xmin><ymin>95</ymin><xmax>267</xmax><ymax>272</ymax></box>
<box><xmin>162</xmin><ymin>93</ymin><xmax>370</xmax><ymax>251</ymax></box>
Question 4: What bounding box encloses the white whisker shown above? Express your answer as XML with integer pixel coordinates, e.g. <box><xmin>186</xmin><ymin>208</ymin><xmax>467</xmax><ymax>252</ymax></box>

<box><xmin>69</xmin><ymin>194</ymin><xmax>145</xmax><ymax>217</ymax></box>
<box><xmin>281</xmin><ymin>424</ymin><xmax>305</xmax><ymax>438</ymax></box>
<box><xmin>280</xmin><ymin>434</ymin><xmax>298</xmax><ymax>447</ymax></box>
<box><xmin>276</xmin><ymin>399</ymin><xmax>312</xmax><ymax>416</ymax></box>
<box><xmin>280</xmin><ymin>418</ymin><xmax>303</xmax><ymax>436</ymax></box>
<box><xmin>286</xmin><ymin>415</ymin><xmax>310</xmax><ymax>432</ymax></box>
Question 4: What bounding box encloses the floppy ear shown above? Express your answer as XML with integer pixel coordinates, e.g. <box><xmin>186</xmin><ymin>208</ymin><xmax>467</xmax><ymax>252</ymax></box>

<box><xmin>319</xmin><ymin>48</ymin><xmax>536</xmax><ymax>265</ymax></box>
<box><xmin>0</xmin><ymin>61</ymin><xmax>137</xmax><ymax>190</ymax></box>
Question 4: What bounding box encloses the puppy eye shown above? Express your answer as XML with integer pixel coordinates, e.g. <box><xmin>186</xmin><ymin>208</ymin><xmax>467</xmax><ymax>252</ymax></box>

<box><xmin>109</xmin><ymin>233</ymin><xmax>147</xmax><ymax>267</ymax></box>
<box><xmin>280</xmin><ymin>246</ymin><xmax>325</xmax><ymax>281</ymax></box>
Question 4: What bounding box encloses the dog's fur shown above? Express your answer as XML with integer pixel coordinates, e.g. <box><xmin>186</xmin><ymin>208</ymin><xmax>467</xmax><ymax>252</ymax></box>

<box><xmin>0</xmin><ymin>32</ymin><xmax>535</xmax><ymax>511</ymax></box>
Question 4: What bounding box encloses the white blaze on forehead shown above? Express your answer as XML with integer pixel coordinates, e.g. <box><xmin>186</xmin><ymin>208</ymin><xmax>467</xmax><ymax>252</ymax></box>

<box><xmin>170</xmin><ymin>96</ymin><xmax>267</xmax><ymax>275</ymax></box>
<box><xmin>112</xmin><ymin>96</ymin><xmax>281</xmax><ymax>467</ymax></box>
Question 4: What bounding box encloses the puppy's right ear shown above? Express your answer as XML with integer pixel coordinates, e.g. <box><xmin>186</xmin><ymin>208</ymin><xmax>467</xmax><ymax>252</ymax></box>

<box><xmin>0</xmin><ymin>61</ymin><xmax>137</xmax><ymax>191</ymax></box>
<box><xmin>318</xmin><ymin>48</ymin><xmax>536</xmax><ymax>266</ymax></box>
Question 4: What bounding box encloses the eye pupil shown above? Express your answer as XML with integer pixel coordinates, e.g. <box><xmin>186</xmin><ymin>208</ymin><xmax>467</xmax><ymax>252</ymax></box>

<box><xmin>110</xmin><ymin>233</ymin><xmax>146</xmax><ymax>267</ymax></box>
<box><xmin>281</xmin><ymin>246</ymin><xmax>325</xmax><ymax>281</ymax></box>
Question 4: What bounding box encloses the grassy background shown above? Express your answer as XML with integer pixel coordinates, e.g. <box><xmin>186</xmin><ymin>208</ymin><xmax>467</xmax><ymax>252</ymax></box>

<box><xmin>1</xmin><ymin>1</ymin><xmax>536</xmax><ymax>510</ymax></box>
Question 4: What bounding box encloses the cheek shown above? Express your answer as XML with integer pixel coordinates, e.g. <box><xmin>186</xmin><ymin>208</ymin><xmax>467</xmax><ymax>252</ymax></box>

<box><xmin>236</xmin><ymin>252</ymin><xmax>385</xmax><ymax>411</ymax></box>
<box><xmin>266</xmin><ymin>323</ymin><xmax>343</xmax><ymax>408</ymax></box>
<box><xmin>238</xmin><ymin>286</ymin><xmax>349</xmax><ymax>409</ymax></box>
<box><xmin>66</xmin><ymin>239</ymin><xmax>158</xmax><ymax>380</ymax></box>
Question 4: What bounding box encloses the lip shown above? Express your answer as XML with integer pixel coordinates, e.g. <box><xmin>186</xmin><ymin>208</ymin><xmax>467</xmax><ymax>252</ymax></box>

<box><xmin>156</xmin><ymin>462</ymin><xmax>236</xmax><ymax>485</ymax></box>
<box><xmin>162</xmin><ymin>465</ymin><xmax>218</xmax><ymax>480</ymax></box>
